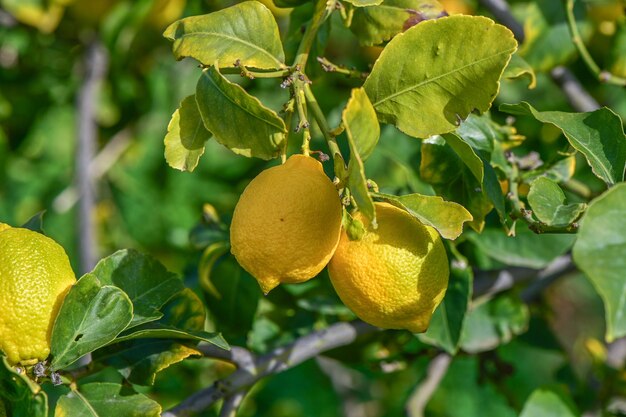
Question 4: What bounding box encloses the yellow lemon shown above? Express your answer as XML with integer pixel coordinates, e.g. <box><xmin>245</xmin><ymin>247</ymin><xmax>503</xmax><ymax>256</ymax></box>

<box><xmin>230</xmin><ymin>154</ymin><xmax>342</xmax><ymax>294</ymax></box>
<box><xmin>328</xmin><ymin>203</ymin><xmax>449</xmax><ymax>333</ymax></box>
<box><xmin>0</xmin><ymin>225</ymin><xmax>76</xmax><ymax>365</ymax></box>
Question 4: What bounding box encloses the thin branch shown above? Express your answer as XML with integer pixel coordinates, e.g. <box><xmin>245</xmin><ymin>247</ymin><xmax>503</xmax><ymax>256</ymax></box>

<box><xmin>405</xmin><ymin>353</ymin><xmax>452</xmax><ymax>417</ymax></box>
<box><xmin>565</xmin><ymin>0</ymin><xmax>626</xmax><ymax>87</ymax></box>
<box><xmin>76</xmin><ymin>39</ymin><xmax>108</xmax><ymax>275</ymax></box>
<box><xmin>197</xmin><ymin>345</ymin><xmax>257</xmax><ymax>373</ymax></box>
<box><xmin>316</xmin><ymin>57</ymin><xmax>369</xmax><ymax>79</ymax></box>
<box><xmin>219</xmin><ymin>391</ymin><xmax>246</xmax><ymax>417</ymax></box>
<box><xmin>479</xmin><ymin>0</ymin><xmax>601</xmax><ymax>112</ymax></box>
<box><xmin>163</xmin><ymin>320</ymin><xmax>379</xmax><ymax>417</ymax></box>
<box><xmin>303</xmin><ymin>83</ymin><xmax>344</xmax><ymax>163</ymax></box>
<box><xmin>0</xmin><ymin>8</ymin><xmax>16</xmax><ymax>27</ymax></box>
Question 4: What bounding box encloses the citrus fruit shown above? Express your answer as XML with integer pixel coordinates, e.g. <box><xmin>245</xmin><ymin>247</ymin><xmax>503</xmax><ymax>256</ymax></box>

<box><xmin>328</xmin><ymin>202</ymin><xmax>449</xmax><ymax>333</ymax></box>
<box><xmin>0</xmin><ymin>225</ymin><xmax>76</xmax><ymax>366</ymax></box>
<box><xmin>230</xmin><ymin>154</ymin><xmax>342</xmax><ymax>294</ymax></box>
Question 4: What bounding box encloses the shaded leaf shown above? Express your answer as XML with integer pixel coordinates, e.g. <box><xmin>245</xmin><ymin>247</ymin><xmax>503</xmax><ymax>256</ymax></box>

<box><xmin>467</xmin><ymin>226</ymin><xmax>576</xmax><ymax>269</ymax></box>
<box><xmin>573</xmin><ymin>183</ymin><xmax>626</xmax><ymax>341</ymax></box>
<box><xmin>55</xmin><ymin>383</ymin><xmax>161</xmax><ymax>417</ymax></box>
<box><xmin>442</xmin><ymin>133</ymin><xmax>483</xmax><ymax>183</ymax></box>
<box><xmin>196</xmin><ymin>67</ymin><xmax>286</xmax><ymax>160</ymax></box>
<box><xmin>461</xmin><ymin>295</ymin><xmax>529</xmax><ymax>353</ymax></box>
<box><xmin>350</xmin><ymin>0</ymin><xmax>445</xmax><ymax>46</ymax></box>
<box><xmin>20</xmin><ymin>211</ymin><xmax>46</xmax><ymax>233</ymax></box>
<box><xmin>520</xmin><ymin>388</ymin><xmax>580</xmax><ymax>417</ymax></box>
<box><xmin>419</xmin><ymin>250</ymin><xmax>473</xmax><ymax>354</ymax></box>
<box><xmin>503</xmin><ymin>53</ymin><xmax>537</xmax><ymax>89</ymax></box>
<box><xmin>50</xmin><ymin>274</ymin><xmax>134</xmax><ymax>370</ymax></box>
<box><xmin>527</xmin><ymin>177</ymin><xmax>585</xmax><ymax>226</ymax></box>
<box><xmin>164</xmin><ymin>95</ymin><xmax>212</xmax><ymax>172</ymax></box>
<box><xmin>364</xmin><ymin>15</ymin><xmax>517</xmax><ymax>138</ymax></box>
<box><xmin>0</xmin><ymin>356</ymin><xmax>48</xmax><ymax>417</ymax></box>
<box><xmin>163</xmin><ymin>1</ymin><xmax>285</xmax><ymax>69</ymax></box>
<box><xmin>373</xmin><ymin>192</ymin><xmax>472</xmax><ymax>240</ymax></box>
<box><xmin>91</xmin><ymin>249</ymin><xmax>184</xmax><ymax>328</ymax></box>
<box><xmin>500</xmin><ymin>102</ymin><xmax>626</xmax><ymax>186</ymax></box>
<box><xmin>342</xmin><ymin>87</ymin><xmax>379</xmax><ymax>161</ymax></box>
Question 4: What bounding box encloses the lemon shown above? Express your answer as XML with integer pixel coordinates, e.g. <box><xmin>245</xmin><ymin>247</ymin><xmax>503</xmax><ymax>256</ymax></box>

<box><xmin>0</xmin><ymin>225</ymin><xmax>76</xmax><ymax>366</ymax></box>
<box><xmin>230</xmin><ymin>154</ymin><xmax>342</xmax><ymax>294</ymax></box>
<box><xmin>328</xmin><ymin>203</ymin><xmax>449</xmax><ymax>333</ymax></box>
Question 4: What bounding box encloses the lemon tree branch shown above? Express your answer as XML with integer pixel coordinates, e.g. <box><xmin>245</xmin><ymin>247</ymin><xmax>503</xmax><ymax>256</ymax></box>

<box><xmin>162</xmin><ymin>320</ymin><xmax>379</xmax><ymax>417</ymax></box>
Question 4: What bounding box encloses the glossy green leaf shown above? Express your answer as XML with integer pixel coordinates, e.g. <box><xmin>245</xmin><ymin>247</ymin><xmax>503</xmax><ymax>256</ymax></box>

<box><xmin>419</xmin><ymin>251</ymin><xmax>472</xmax><ymax>354</ymax></box>
<box><xmin>455</xmin><ymin>113</ymin><xmax>498</xmax><ymax>156</ymax></box>
<box><xmin>364</xmin><ymin>15</ymin><xmax>517</xmax><ymax>138</ymax></box>
<box><xmin>346</xmin><ymin>133</ymin><xmax>376</xmax><ymax>226</ymax></box>
<box><xmin>196</xmin><ymin>67</ymin><xmax>286</xmax><ymax>160</ymax></box>
<box><xmin>528</xmin><ymin>177</ymin><xmax>585</xmax><ymax>226</ymax></box>
<box><xmin>55</xmin><ymin>383</ymin><xmax>161</xmax><ymax>417</ymax></box>
<box><xmin>349</xmin><ymin>0</ymin><xmax>445</xmax><ymax>46</ymax></box>
<box><xmin>20</xmin><ymin>211</ymin><xmax>46</xmax><ymax>233</ymax></box>
<box><xmin>164</xmin><ymin>95</ymin><xmax>212</xmax><ymax>172</ymax></box>
<box><xmin>420</xmin><ymin>136</ymin><xmax>493</xmax><ymax>231</ymax></box>
<box><xmin>467</xmin><ymin>226</ymin><xmax>576</xmax><ymax>269</ymax></box>
<box><xmin>442</xmin><ymin>133</ymin><xmax>483</xmax><ymax>184</ymax></box>
<box><xmin>500</xmin><ymin>102</ymin><xmax>626</xmax><ymax>186</ymax></box>
<box><xmin>163</xmin><ymin>1</ymin><xmax>285</xmax><ymax>69</ymax></box>
<box><xmin>503</xmin><ymin>53</ymin><xmax>537</xmax><ymax>89</ymax></box>
<box><xmin>50</xmin><ymin>274</ymin><xmax>134</xmax><ymax>370</ymax></box>
<box><xmin>373</xmin><ymin>192</ymin><xmax>472</xmax><ymax>240</ymax></box>
<box><xmin>343</xmin><ymin>0</ymin><xmax>383</xmax><ymax>6</ymax></box>
<box><xmin>573</xmin><ymin>183</ymin><xmax>626</xmax><ymax>341</ymax></box>
<box><xmin>342</xmin><ymin>87</ymin><xmax>379</xmax><ymax>161</ymax></box>
<box><xmin>90</xmin><ymin>249</ymin><xmax>184</xmax><ymax>328</ymax></box>
<box><xmin>0</xmin><ymin>356</ymin><xmax>48</xmax><ymax>417</ymax></box>
<box><xmin>460</xmin><ymin>295</ymin><xmax>529</xmax><ymax>353</ymax></box>
<box><xmin>519</xmin><ymin>389</ymin><xmax>580</xmax><ymax>417</ymax></box>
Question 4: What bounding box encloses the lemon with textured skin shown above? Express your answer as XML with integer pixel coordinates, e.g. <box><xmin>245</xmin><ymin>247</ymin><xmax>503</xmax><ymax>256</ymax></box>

<box><xmin>0</xmin><ymin>225</ymin><xmax>76</xmax><ymax>365</ymax></box>
<box><xmin>329</xmin><ymin>203</ymin><xmax>449</xmax><ymax>333</ymax></box>
<box><xmin>230</xmin><ymin>155</ymin><xmax>342</xmax><ymax>294</ymax></box>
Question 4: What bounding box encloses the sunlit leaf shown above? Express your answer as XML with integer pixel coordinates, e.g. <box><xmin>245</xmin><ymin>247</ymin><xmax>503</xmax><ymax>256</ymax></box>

<box><xmin>503</xmin><ymin>53</ymin><xmax>537</xmax><ymax>89</ymax></box>
<box><xmin>342</xmin><ymin>88</ymin><xmax>379</xmax><ymax>161</ymax></box>
<box><xmin>364</xmin><ymin>15</ymin><xmax>516</xmax><ymax>138</ymax></box>
<box><xmin>520</xmin><ymin>388</ymin><xmax>580</xmax><ymax>417</ymax></box>
<box><xmin>527</xmin><ymin>177</ymin><xmax>585</xmax><ymax>226</ymax></box>
<box><xmin>55</xmin><ymin>383</ymin><xmax>161</xmax><ymax>417</ymax></box>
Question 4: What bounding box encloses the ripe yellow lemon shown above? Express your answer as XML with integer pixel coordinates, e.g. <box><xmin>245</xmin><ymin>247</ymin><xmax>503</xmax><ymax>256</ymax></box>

<box><xmin>230</xmin><ymin>154</ymin><xmax>342</xmax><ymax>294</ymax></box>
<box><xmin>0</xmin><ymin>225</ymin><xmax>76</xmax><ymax>365</ymax></box>
<box><xmin>328</xmin><ymin>203</ymin><xmax>449</xmax><ymax>333</ymax></box>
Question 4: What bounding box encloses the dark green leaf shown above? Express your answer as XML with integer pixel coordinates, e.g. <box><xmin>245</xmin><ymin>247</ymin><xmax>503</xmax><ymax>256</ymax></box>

<box><xmin>364</xmin><ymin>15</ymin><xmax>517</xmax><ymax>138</ymax></box>
<box><xmin>460</xmin><ymin>295</ymin><xmax>529</xmax><ymax>353</ymax></box>
<box><xmin>527</xmin><ymin>177</ymin><xmax>585</xmax><ymax>226</ymax></box>
<box><xmin>342</xmin><ymin>87</ymin><xmax>379</xmax><ymax>161</ymax></box>
<box><xmin>164</xmin><ymin>95</ymin><xmax>212</xmax><ymax>172</ymax></box>
<box><xmin>0</xmin><ymin>356</ymin><xmax>48</xmax><ymax>417</ymax></box>
<box><xmin>442</xmin><ymin>133</ymin><xmax>483</xmax><ymax>183</ymax></box>
<box><xmin>350</xmin><ymin>0</ymin><xmax>445</xmax><ymax>46</ymax></box>
<box><xmin>196</xmin><ymin>67</ymin><xmax>286</xmax><ymax>160</ymax></box>
<box><xmin>163</xmin><ymin>1</ymin><xmax>286</xmax><ymax>69</ymax></box>
<box><xmin>373</xmin><ymin>192</ymin><xmax>472</xmax><ymax>240</ymax></box>
<box><xmin>50</xmin><ymin>274</ymin><xmax>134</xmax><ymax>370</ymax></box>
<box><xmin>573</xmin><ymin>183</ymin><xmax>626</xmax><ymax>341</ymax></box>
<box><xmin>90</xmin><ymin>249</ymin><xmax>184</xmax><ymax>328</ymax></box>
<box><xmin>55</xmin><ymin>383</ymin><xmax>161</xmax><ymax>417</ymax></box>
<box><xmin>500</xmin><ymin>102</ymin><xmax>626</xmax><ymax>186</ymax></box>
<box><xmin>519</xmin><ymin>388</ymin><xmax>580</xmax><ymax>417</ymax></box>
<box><xmin>20</xmin><ymin>211</ymin><xmax>46</xmax><ymax>233</ymax></box>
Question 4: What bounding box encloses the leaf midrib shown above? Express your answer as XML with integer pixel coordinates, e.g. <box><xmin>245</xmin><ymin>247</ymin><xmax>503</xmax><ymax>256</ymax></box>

<box><xmin>371</xmin><ymin>48</ymin><xmax>516</xmax><ymax>108</ymax></box>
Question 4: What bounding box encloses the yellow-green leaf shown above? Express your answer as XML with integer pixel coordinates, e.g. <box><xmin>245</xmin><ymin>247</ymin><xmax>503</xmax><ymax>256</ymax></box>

<box><xmin>342</xmin><ymin>88</ymin><xmax>379</xmax><ymax>162</ymax></box>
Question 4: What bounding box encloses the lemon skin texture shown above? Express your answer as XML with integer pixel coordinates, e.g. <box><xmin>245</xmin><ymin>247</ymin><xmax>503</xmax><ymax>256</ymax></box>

<box><xmin>0</xmin><ymin>226</ymin><xmax>76</xmax><ymax>366</ymax></box>
<box><xmin>230</xmin><ymin>155</ymin><xmax>342</xmax><ymax>294</ymax></box>
<box><xmin>329</xmin><ymin>203</ymin><xmax>449</xmax><ymax>333</ymax></box>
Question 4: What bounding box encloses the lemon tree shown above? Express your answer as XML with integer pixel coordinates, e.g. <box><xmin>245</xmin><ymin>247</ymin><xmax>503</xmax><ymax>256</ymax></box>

<box><xmin>2</xmin><ymin>0</ymin><xmax>626</xmax><ymax>416</ymax></box>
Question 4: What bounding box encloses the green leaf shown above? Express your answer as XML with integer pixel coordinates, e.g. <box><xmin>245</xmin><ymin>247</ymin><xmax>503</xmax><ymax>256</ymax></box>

<box><xmin>55</xmin><ymin>383</ymin><xmax>161</xmax><ymax>417</ymax></box>
<box><xmin>527</xmin><ymin>177</ymin><xmax>585</xmax><ymax>226</ymax></box>
<box><xmin>164</xmin><ymin>95</ymin><xmax>212</xmax><ymax>172</ymax></box>
<box><xmin>342</xmin><ymin>88</ymin><xmax>379</xmax><ymax>161</ymax></box>
<box><xmin>346</xmin><ymin>133</ymin><xmax>376</xmax><ymax>226</ymax></box>
<box><xmin>467</xmin><ymin>226</ymin><xmax>576</xmax><ymax>269</ymax></box>
<box><xmin>420</xmin><ymin>136</ymin><xmax>493</xmax><ymax>231</ymax></box>
<box><xmin>349</xmin><ymin>0</ymin><xmax>445</xmax><ymax>46</ymax></box>
<box><xmin>500</xmin><ymin>102</ymin><xmax>626</xmax><ymax>186</ymax></box>
<box><xmin>373</xmin><ymin>192</ymin><xmax>472</xmax><ymax>240</ymax></box>
<box><xmin>573</xmin><ymin>183</ymin><xmax>626</xmax><ymax>341</ymax></box>
<box><xmin>442</xmin><ymin>133</ymin><xmax>483</xmax><ymax>184</ymax></box>
<box><xmin>163</xmin><ymin>1</ymin><xmax>286</xmax><ymax>69</ymax></box>
<box><xmin>0</xmin><ymin>356</ymin><xmax>48</xmax><ymax>417</ymax></box>
<box><xmin>419</xmin><ymin>250</ymin><xmax>473</xmax><ymax>354</ymax></box>
<box><xmin>460</xmin><ymin>294</ymin><xmax>529</xmax><ymax>353</ymax></box>
<box><xmin>503</xmin><ymin>53</ymin><xmax>537</xmax><ymax>89</ymax></box>
<box><xmin>343</xmin><ymin>0</ymin><xmax>383</xmax><ymax>6</ymax></box>
<box><xmin>90</xmin><ymin>249</ymin><xmax>184</xmax><ymax>328</ymax></box>
<box><xmin>196</xmin><ymin>67</ymin><xmax>286</xmax><ymax>160</ymax></box>
<box><xmin>50</xmin><ymin>274</ymin><xmax>134</xmax><ymax>370</ymax></box>
<box><xmin>20</xmin><ymin>211</ymin><xmax>46</xmax><ymax>233</ymax></box>
<box><xmin>363</xmin><ymin>15</ymin><xmax>517</xmax><ymax>138</ymax></box>
<box><xmin>342</xmin><ymin>208</ymin><xmax>366</xmax><ymax>241</ymax></box>
<box><xmin>519</xmin><ymin>388</ymin><xmax>580</xmax><ymax>417</ymax></box>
